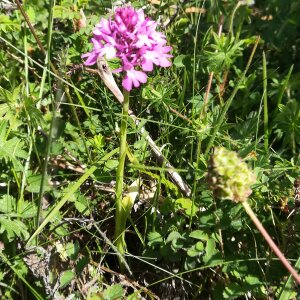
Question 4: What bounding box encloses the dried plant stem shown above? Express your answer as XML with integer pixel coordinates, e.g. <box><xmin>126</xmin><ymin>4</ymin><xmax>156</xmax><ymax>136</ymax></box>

<box><xmin>115</xmin><ymin>90</ymin><xmax>130</xmax><ymax>272</ymax></box>
<box><xmin>242</xmin><ymin>201</ymin><xmax>300</xmax><ymax>284</ymax></box>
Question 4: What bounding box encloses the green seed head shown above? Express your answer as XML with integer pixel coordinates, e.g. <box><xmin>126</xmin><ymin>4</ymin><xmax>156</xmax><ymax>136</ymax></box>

<box><xmin>207</xmin><ymin>147</ymin><xmax>256</xmax><ymax>202</ymax></box>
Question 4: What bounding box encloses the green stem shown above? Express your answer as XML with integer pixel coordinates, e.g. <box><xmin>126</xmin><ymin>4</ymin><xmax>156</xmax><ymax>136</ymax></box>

<box><xmin>242</xmin><ymin>201</ymin><xmax>300</xmax><ymax>284</ymax></box>
<box><xmin>115</xmin><ymin>89</ymin><xmax>130</xmax><ymax>271</ymax></box>
<box><xmin>229</xmin><ymin>1</ymin><xmax>242</xmax><ymax>37</ymax></box>
<box><xmin>262</xmin><ymin>51</ymin><xmax>269</xmax><ymax>152</ymax></box>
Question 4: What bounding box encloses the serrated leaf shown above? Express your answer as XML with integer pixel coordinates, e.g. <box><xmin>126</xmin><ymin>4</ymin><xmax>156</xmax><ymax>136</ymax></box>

<box><xmin>76</xmin><ymin>256</ymin><xmax>89</xmax><ymax>275</ymax></box>
<box><xmin>0</xmin><ymin>195</ymin><xmax>16</xmax><ymax>213</ymax></box>
<box><xmin>0</xmin><ymin>217</ymin><xmax>29</xmax><ymax>241</ymax></box>
<box><xmin>0</xmin><ymin>15</ymin><xmax>20</xmax><ymax>32</ymax></box>
<box><xmin>19</xmin><ymin>200</ymin><xmax>37</xmax><ymax>218</ymax></box>
<box><xmin>103</xmin><ymin>284</ymin><xmax>124</xmax><ymax>300</ymax></box>
<box><xmin>147</xmin><ymin>231</ymin><xmax>163</xmax><ymax>247</ymax></box>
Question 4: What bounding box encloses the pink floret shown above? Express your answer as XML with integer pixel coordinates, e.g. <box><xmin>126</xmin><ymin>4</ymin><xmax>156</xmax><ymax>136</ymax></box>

<box><xmin>81</xmin><ymin>5</ymin><xmax>172</xmax><ymax>91</ymax></box>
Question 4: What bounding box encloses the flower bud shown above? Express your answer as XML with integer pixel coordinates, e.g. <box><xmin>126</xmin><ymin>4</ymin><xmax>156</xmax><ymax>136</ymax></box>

<box><xmin>207</xmin><ymin>147</ymin><xmax>256</xmax><ymax>202</ymax></box>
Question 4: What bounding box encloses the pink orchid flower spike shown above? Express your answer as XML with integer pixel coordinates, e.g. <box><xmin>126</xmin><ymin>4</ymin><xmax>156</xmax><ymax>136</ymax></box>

<box><xmin>82</xmin><ymin>5</ymin><xmax>172</xmax><ymax>91</ymax></box>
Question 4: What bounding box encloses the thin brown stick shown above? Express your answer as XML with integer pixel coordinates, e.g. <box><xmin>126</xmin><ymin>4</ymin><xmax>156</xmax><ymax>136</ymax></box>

<box><xmin>243</xmin><ymin>201</ymin><xmax>300</xmax><ymax>284</ymax></box>
<box><xmin>15</xmin><ymin>0</ymin><xmax>58</xmax><ymax>76</ymax></box>
<box><xmin>15</xmin><ymin>0</ymin><xmax>45</xmax><ymax>54</ymax></box>
<box><xmin>169</xmin><ymin>106</ymin><xmax>193</xmax><ymax>124</ymax></box>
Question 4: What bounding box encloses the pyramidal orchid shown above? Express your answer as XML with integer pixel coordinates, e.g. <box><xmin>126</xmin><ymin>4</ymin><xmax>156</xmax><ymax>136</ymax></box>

<box><xmin>82</xmin><ymin>5</ymin><xmax>172</xmax><ymax>91</ymax></box>
<box><xmin>82</xmin><ymin>5</ymin><xmax>173</xmax><ymax>272</ymax></box>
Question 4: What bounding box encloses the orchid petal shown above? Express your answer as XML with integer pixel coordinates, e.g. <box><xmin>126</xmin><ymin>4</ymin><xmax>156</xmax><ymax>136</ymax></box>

<box><xmin>81</xmin><ymin>5</ymin><xmax>172</xmax><ymax>90</ymax></box>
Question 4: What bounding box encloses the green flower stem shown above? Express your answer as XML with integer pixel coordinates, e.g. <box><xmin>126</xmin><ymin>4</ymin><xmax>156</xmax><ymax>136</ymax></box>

<box><xmin>263</xmin><ymin>51</ymin><xmax>269</xmax><ymax>151</ymax></box>
<box><xmin>115</xmin><ymin>89</ymin><xmax>130</xmax><ymax>270</ymax></box>
<box><xmin>242</xmin><ymin>201</ymin><xmax>300</xmax><ymax>284</ymax></box>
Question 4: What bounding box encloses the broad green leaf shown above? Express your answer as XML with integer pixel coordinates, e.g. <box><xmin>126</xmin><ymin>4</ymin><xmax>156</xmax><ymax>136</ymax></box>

<box><xmin>0</xmin><ymin>103</ymin><xmax>9</xmax><ymax>117</ymax></box>
<box><xmin>76</xmin><ymin>256</ymin><xmax>89</xmax><ymax>275</ymax></box>
<box><xmin>206</xmin><ymin>238</ymin><xmax>216</xmax><ymax>255</ymax></box>
<box><xmin>26</xmin><ymin>174</ymin><xmax>51</xmax><ymax>193</ymax></box>
<box><xmin>66</xmin><ymin>241</ymin><xmax>79</xmax><ymax>260</ymax></box>
<box><xmin>104</xmin><ymin>159</ymin><xmax>119</xmax><ymax>171</ymax></box>
<box><xmin>184</xmin><ymin>256</ymin><xmax>197</xmax><ymax>270</ymax></box>
<box><xmin>175</xmin><ymin>198</ymin><xmax>198</xmax><ymax>216</ymax></box>
<box><xmin>245</xmin><ymin>275</ymin><xmax>261</xmax><ymax>286</ymax></box>
<box><xmin>59</xmin><ymin>270</ymin><xmax>75</xmax><ymax>288</ymax></box>
<box><xmin>103</xmin><ymin>284</ymin><xmax>124</xmax><ymax>300</ymax></box>
<box><xmin>174</xmin><ymin>18</ymin><xmax>189</xmax><ymax>29</ymax></box>
<box><xmin>203</xmin><ymin>238</ymin><xmax>217</xmax><ymax>263</ymax></box>
<box><xmin>53</xmin><ymin>5</ymin><xmax>76</xmax><ymax>19</ymax></box>
<box><xmin>189</xmin><ymin>230</ymin><xmax>209</xmax><ymax>241</ymax></box>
